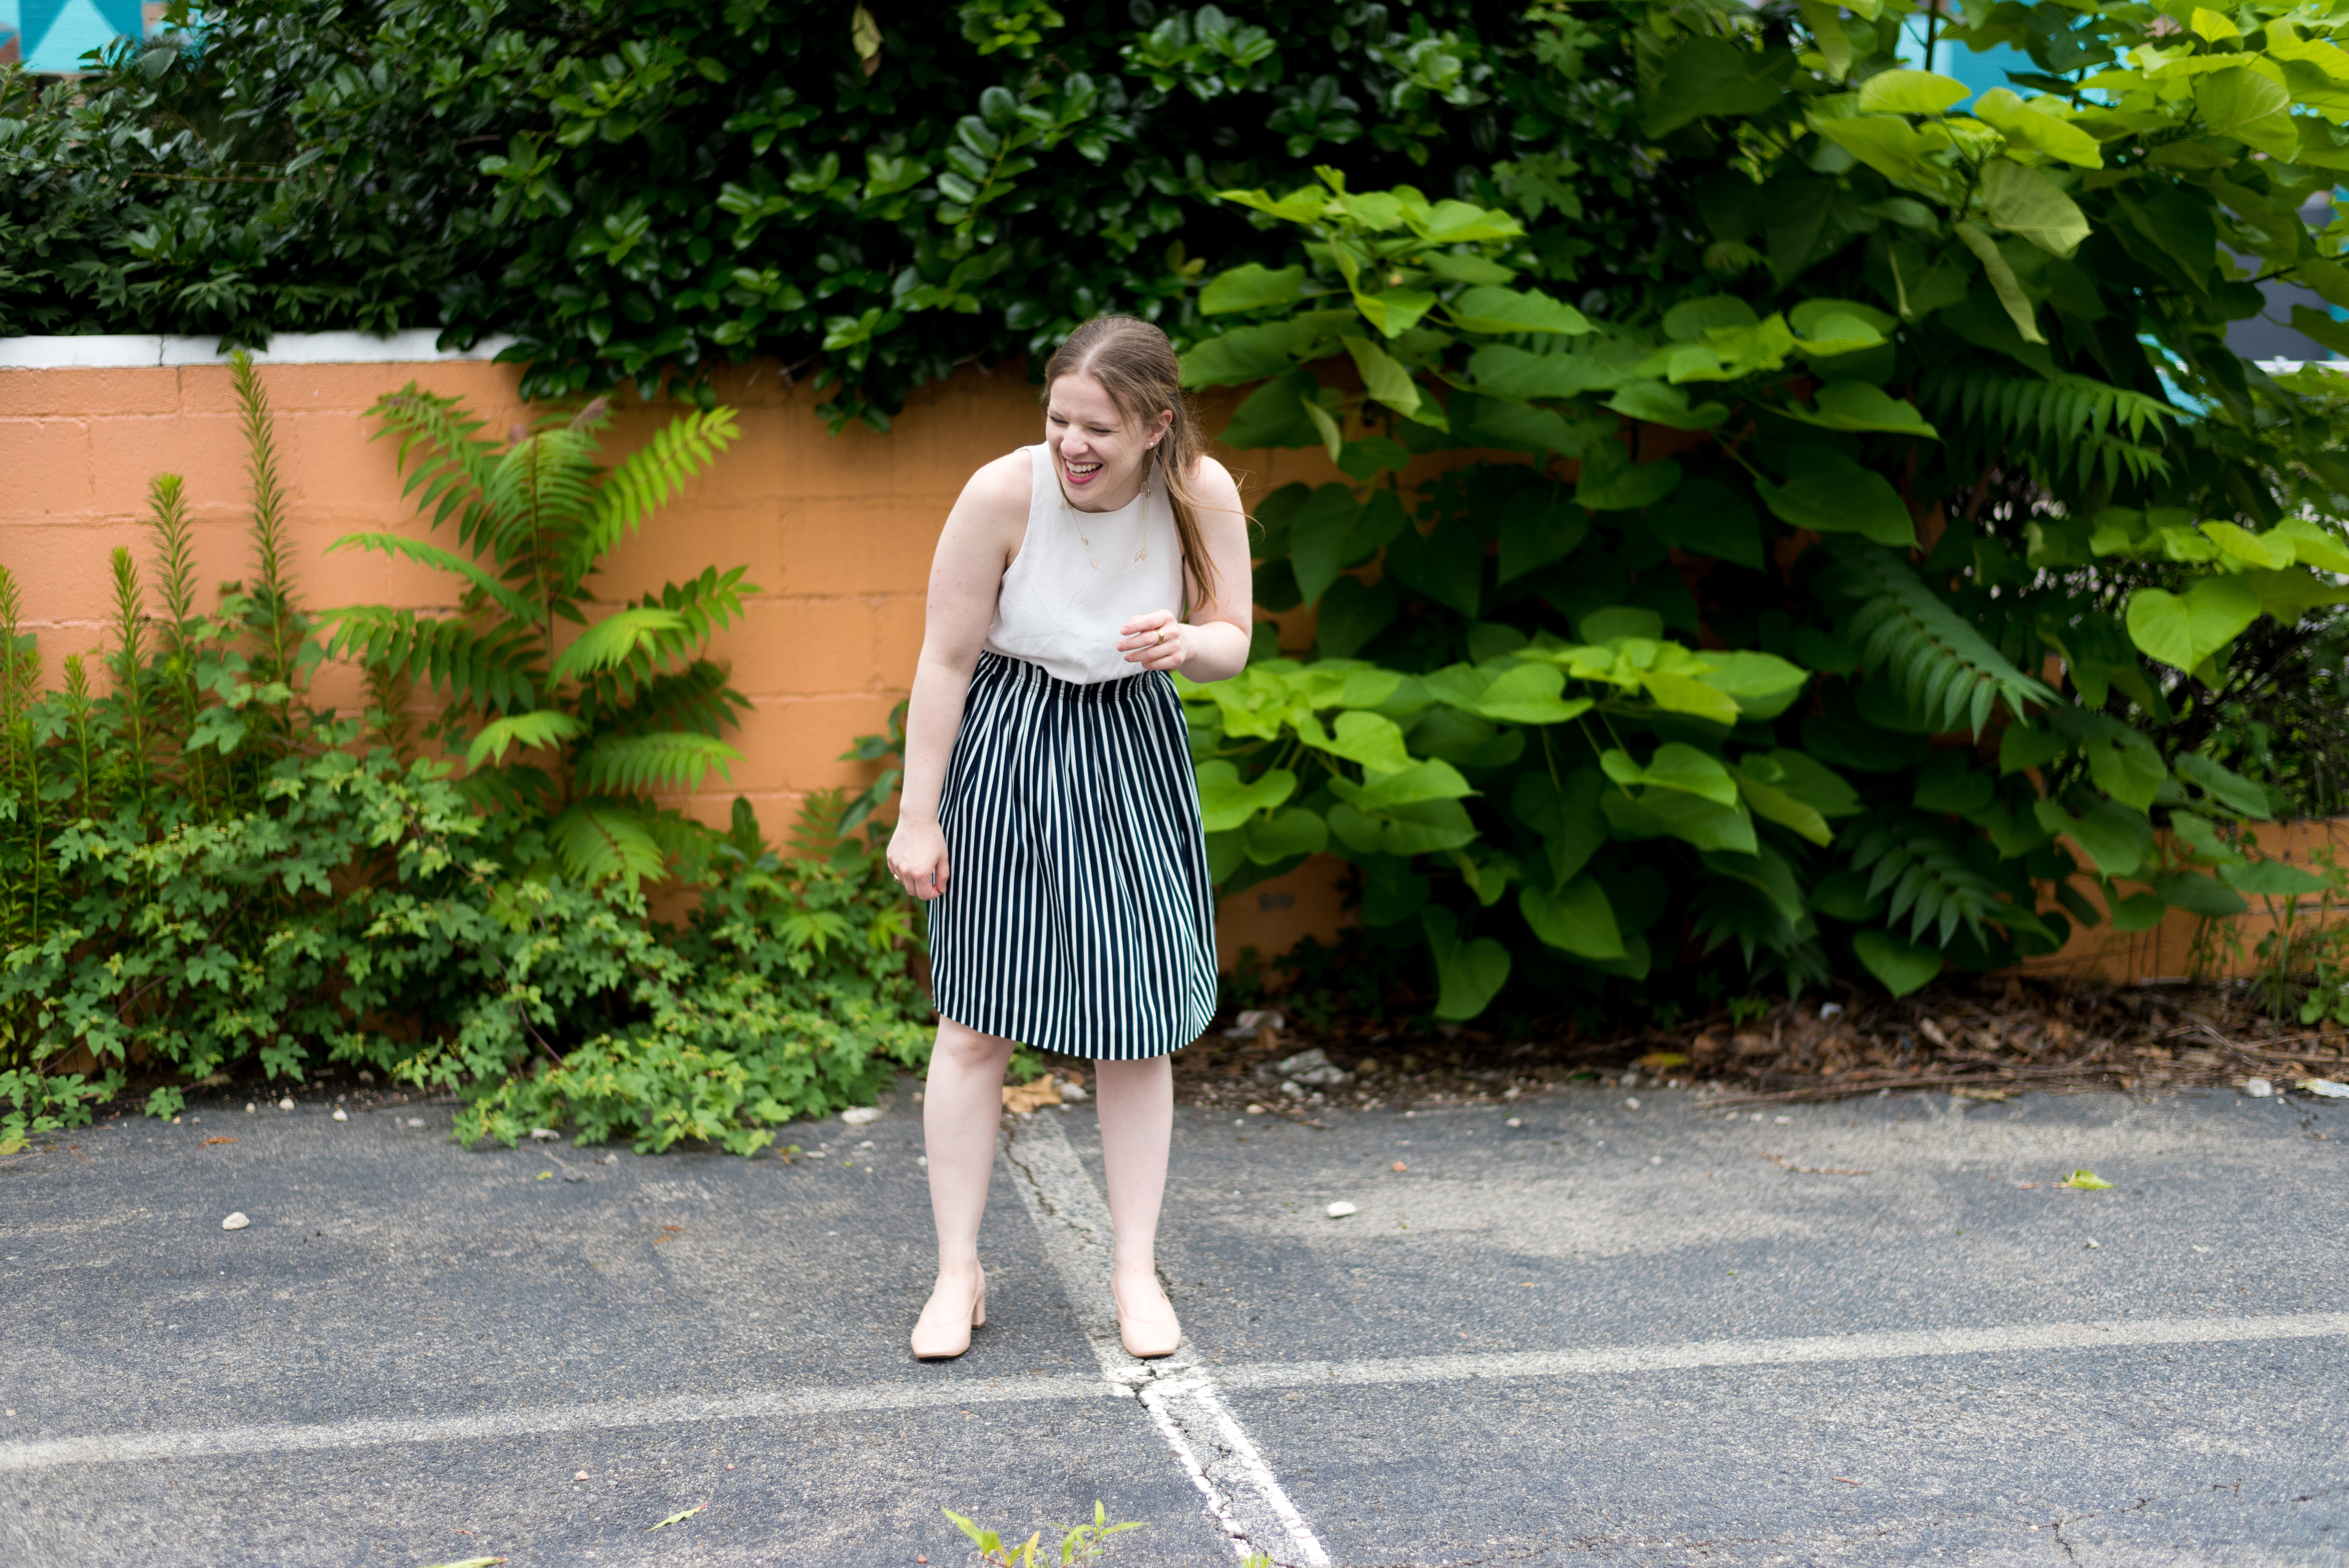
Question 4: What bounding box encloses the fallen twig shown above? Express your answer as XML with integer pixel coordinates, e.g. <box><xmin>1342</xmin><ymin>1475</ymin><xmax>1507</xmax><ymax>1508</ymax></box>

<box><xmin>1764</xmin><ymin>1153</ymin><xmax>1871</xmax><ymax>1175</ymax></box>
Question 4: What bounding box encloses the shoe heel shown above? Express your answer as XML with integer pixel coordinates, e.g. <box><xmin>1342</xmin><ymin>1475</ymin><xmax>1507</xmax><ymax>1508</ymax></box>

<box><xmin>972</xmin><ymin>1270</ymin><xmax>987</xmax><ymax>1330</ymax></box>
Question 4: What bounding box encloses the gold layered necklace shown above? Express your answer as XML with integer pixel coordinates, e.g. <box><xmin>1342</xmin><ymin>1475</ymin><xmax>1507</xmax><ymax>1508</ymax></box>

<box><xmin>1059</xmin><ymin>452</ymin><xmax>1152</xmax><ymax>575</ymax></box>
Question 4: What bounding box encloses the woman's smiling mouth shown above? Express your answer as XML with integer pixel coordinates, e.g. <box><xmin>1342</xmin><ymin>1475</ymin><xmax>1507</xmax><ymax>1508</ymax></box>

<box><xmin>1063</xmin><ymin>457</ymin><xmax>1103</xmax><ymax>485</ymax></box>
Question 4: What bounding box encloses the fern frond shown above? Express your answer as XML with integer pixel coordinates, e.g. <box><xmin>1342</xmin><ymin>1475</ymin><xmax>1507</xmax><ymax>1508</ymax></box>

<box><xmin>594</xmin><ymin>661</ymin><xmax>753</xmax><ymax>739</ymax></box>
<box><xmin>1841</xmin><ymin>814</ymin><xmax>2049</xmax><ymax>947</ymax></box>
<box><xmin>486</xmin><ymin>427</ymin><xmax>604</xmax><ymax>585</ymax></box>
<box><xmin>573</xmin><ymin>731</ymin><xmax>742</xmax><ymax>793</ymax></box>
<box><xmin>1822</xmin><ymin>542</ymin><xmax>2059</xmax><ymax>735</ymax></box>
<box><xmin>576</xmin><ymin>568</ymin><xmax>761</xmax><ymax>702</ymax></box>
<box><xmin>570</xmin><ymin>407</ymin><xmax>743</xmax><ymax>576</ymax></box>
<box><xmin>466</xmin><ymin>708</ymin><xmax>589</xmax><ymax>769</ymax></box>
<box><xmin>324</xmin><ymin>533</ymin><xmax>545</xmax><ymax>625</ymax></box>
<box><xmin>321</xmin><ymin>608</ymin><xmax>542</xmax><ymax>713</ymax></box>
<box><xmin>1916</xmin><ymin>364</ymin><xmax>2176</xmax><ymax>489</ymax></box>
<box><xmin>549</xmin><ymin>797</ymin><xmax>670</xmax><ymax>886</ymax></box>
<box><xmin>366</xmin><ymin>386</ymin><xmax>505</xmax><ymax>550</ymax></box>
<box><xmin>547</xmin><ymin>608</ymin><xmax>692</xmax><ymax>686</ymax></box>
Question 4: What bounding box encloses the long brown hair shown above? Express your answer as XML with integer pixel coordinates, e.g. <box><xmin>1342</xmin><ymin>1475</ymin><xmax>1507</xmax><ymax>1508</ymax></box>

<box><xmin>1041</xmin><ymin>315</ymin><xmax>1223</xmax><ymax>604</ymax></box>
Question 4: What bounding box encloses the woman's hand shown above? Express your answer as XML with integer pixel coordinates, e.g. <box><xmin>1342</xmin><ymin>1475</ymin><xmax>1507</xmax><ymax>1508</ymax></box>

<box><xmin>887</xmin><ymin>816</ymin><xmax>951</xmax><ymax>901</ymax></box>
<box><xmin>1117</xmin><ymin>609</ymin><xmax>1191</xmax><ymax>671</ymax></box>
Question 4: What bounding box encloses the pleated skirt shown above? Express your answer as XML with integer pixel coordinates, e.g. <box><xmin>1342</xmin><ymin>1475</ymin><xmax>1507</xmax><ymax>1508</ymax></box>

<box><xmin>927</xmin><ymin>652</ymin><xmax>1218</xmax><ymax>1059</ymax></box>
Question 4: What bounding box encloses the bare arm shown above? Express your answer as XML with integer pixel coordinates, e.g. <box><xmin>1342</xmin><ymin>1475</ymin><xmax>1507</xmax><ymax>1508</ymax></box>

<box><xmin>887</xmin><ymin>454</ymin><xmax>1028</xmax><ymax>900</ymax></box>
<box><xmin>1114</xmin><ymin>455</ymin><xmax>1255</xmax><ymax>682</ymax></box>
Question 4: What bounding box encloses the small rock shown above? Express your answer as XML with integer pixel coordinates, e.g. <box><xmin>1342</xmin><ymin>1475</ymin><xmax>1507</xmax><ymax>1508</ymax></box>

<box><xmin>1059</xmin><ymin>1082</ymin><xmax>1089</xmax><ymax>1101</ymax></box>
<box><xmin>357</xmin><ymin>1071</ymin><xmax>375</xmax><ymax>1084</ymax></box>
<box><xmin>2300</xmin><ymin>1078</ymin><xmax>2349</xmax><ymax>1099</ymax></box>
<box><xmin>220</xmin><ymin>1213</ymin><xmax>250</xmax><ymax>1231</ymax></box>
<box><xmin>528</xmin><ymin>1128</ymin><xmax>561</xmax><ymax>1141</ymax></box>
<box><xmin>1624</xmin><ymin>1097</ymin><xmax>1641</xmax><ymax>1110</ymax></box>
<box><xmin>2084</xmin><ymin>1240</ymin><xmax>2100</xmax><ymax>1249</ymax></box>
<box><xmin>2244</xmin><ymin>1078</ymin><xmax>2274</xmax><ymax>1098</ymax></box>
<box><xmin>601</xmin><ymin>1153</ymin><xmax>620</xmax><ymax>1165</ymax></box>
<box><xmin>1273</xmin><ymin>1047</ymin><xmax>1348</xmax><ymax>1086</ymax></box>
<box><xmin>841</xmin><ymin>1107</ymin><xmax>883</xmax><ymax>1126</ymax></box>
<box><xmin>1224</xmin><ymin>1008</ymin><xmax>1285</xmax><ymax>1039</ymax></box>
<box><xmin>331</xmin><ymin>1108</ymin><xmax>348</xmax><ymax>1122</ymax></box>
<box><xmin>1245</xmin><ymin>1104</ymin><xmax>1267</xmax><ymax>1115</ymax></box>
<box><xmin>277</xmin><ymin>1096</ymin><xmax>295</xmax><ymax>1112</ymax></box>
<box><xmin>405</xmin><ymin>1117</ymin><xmax>426</xmax><ymax>1127</ymax></box>
<box><xmin>575</xmin><ymin>1470</ymin><xmax>590</xmax><ymax>1481</ymax></box>
<box><xmin>1392</xmin><ymin>1161</ymin><xmax>1408</xmax><ymax>1172</ymax></box>
<box><xmin>244</xmin><ymin>1103</ymin><xmax>257</xmax><ymax>1115</ymax></box>
<box><xmin>1326</xmin><ymin>1201</ymin><xmax>1358</xmax><ymax>1219</ymax></box>
<box><xmin>1505</xmin><ymin>1117</ymin><xmax>1522</xmax><ymax>1128</ymax></box>
<box><xmin>1620</xmin><ymin>1071</ymin><xmax>1639</xmax><ymax>1090</ymax></box>
<box><xmin>857</xmin><ymin>1140</ymin><xmax>875</xmax><ymax>1149</ymax></box>
<box><xmin>563</xmin><ymin>1172</ymin><xmax>586</xmax><ymax>1183</ymax></box>
<box><xmin>1819</xmin><ymin>1002</ymin><xmax>1845</xmax><ymax>1019</ymax></box>
<box><xmin>1280</xmin><ymin>1080</ymin><xmax>1307</xmax><ymax>1099</ymax></box>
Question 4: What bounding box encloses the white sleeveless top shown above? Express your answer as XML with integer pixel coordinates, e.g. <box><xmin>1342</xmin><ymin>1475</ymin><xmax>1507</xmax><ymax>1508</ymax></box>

<box><xmin>983</xmin><ymin>442</ymin><xmax>1185</xmax><ymax>685</ymax></box>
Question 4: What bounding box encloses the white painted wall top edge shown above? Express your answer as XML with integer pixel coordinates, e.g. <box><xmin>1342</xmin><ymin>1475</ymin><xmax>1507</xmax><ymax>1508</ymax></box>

<box><xmin>0</xmin><ymin>330</ymin><xmax>521</xmax><ymax>370</ymax></box>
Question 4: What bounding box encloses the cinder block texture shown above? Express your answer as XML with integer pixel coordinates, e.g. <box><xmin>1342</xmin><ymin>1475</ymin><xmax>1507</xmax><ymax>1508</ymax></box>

<box><xmin>0</xmin><ymin>358</ymin><xmax>1354</xmax><ymax>959</ymax></box>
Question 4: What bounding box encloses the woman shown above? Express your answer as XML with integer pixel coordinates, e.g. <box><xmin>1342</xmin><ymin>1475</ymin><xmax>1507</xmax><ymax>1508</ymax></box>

<box><xmin>886</xmin><ymin>315</ymin><xmax>1252</xmax><ymax>1361</ymax></box>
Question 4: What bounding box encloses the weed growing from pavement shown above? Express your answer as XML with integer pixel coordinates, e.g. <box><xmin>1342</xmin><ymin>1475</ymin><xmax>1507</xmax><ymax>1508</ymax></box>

<box><xmin>942</xmin><ymin>1500</ymin><xmax>1142</xmax><ymax>1565</ymax></box>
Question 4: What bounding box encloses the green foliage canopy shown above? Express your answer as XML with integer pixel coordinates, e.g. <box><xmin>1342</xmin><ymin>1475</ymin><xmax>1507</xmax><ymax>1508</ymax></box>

<box><xmin>1176</xmin><ymin>0</ymin><xmax>2349</xmax><ymax>1016</ymax></box>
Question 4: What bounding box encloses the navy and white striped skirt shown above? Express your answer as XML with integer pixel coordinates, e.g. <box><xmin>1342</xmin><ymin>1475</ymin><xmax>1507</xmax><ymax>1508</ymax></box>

<box><xmin>927</xmin><ymin>652</ymin><xmax>1217</xmax><ymax>1060</ymax></box>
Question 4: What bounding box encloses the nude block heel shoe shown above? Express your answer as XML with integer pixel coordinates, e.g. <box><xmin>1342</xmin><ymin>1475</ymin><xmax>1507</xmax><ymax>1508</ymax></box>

<box><xmin>1112</xmin><ymin>1274</ymin><xmax>1180</xmax><ymax>1360</ymax></box>
<box><xmin>911</xmin><ymin>1265</ymin><xmax>986</xmax><ymax>1361</ymax></box>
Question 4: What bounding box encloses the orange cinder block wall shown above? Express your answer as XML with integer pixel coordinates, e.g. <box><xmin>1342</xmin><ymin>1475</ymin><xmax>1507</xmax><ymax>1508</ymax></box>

<box><xmin>0</xmin><ymin>353</ymin><xmax>1356</xmax><ymax>971</ymax></box>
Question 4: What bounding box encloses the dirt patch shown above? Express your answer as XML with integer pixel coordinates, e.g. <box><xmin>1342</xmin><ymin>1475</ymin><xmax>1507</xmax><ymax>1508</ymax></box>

<box><xmin>1110</xmin><ymin>976</ymin><xmax>2349</xmax><ymax>1118</ymax></box>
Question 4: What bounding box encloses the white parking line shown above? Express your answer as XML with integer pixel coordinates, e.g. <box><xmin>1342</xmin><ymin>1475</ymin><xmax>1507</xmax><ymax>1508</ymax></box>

<box><xmin>1209</xmin><ymin>1311</ymin><xmax>2349</xmax><ymax>1393</ymax></box>
<box><xmin>0</xmin><ymin>1373</ymin><xmax>1114</xmax><ymax>1472</ymax></box>
<box><xmin>5</xmin><ymin>1308</ymin><xmax>2340</xmax><ymax>1479</ymax></box>
<box><xmin>1002</xmin><ymin>1110</ymin><xmax>1332</xmax><ymax>1566</ymax></box>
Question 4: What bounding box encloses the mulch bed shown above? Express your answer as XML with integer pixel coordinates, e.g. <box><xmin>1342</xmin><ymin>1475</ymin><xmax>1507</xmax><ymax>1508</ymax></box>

<box><xmin>1133</xmin><ymin>975</ymin><xmax>2349</xmax><ymax>1119</ymax></box>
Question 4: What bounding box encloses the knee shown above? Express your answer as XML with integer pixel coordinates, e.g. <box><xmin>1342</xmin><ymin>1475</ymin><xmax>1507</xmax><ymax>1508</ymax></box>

<box><xmin>931</xmin><ymin>1021</ymin><xmax>1014</xmax><ymax>1074</ymax></box>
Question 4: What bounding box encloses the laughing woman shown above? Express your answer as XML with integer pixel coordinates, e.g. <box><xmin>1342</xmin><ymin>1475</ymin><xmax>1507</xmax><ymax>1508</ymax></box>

<box><xmin>886</xmin><ymin>315</ymin><xmax>1252</xmax><ymax>1361</ymax></box>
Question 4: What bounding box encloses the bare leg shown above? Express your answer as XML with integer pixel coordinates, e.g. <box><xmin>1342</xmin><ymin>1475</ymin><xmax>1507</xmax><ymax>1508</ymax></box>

<box><xmin>914</xmin><ymin>1018</ymin><xmax>1013</xmax><ymax>1356</ymax></box>
<box><xmin>1095</xmin><ymin>1053</ymin><xmax>1179</xmax><ymax>1352</ymax></box>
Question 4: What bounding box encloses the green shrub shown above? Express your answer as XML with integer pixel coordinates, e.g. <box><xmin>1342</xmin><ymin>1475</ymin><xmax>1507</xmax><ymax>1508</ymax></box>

<box><xmin>0</xmin><ymin>356</ymin><xmax>932</xmax><ymax>1150</ymax></box>
<box><xmin>1164</xmin><ymin>3</ymin><xmax>2349</xmax><ymax>1022</ymax></box>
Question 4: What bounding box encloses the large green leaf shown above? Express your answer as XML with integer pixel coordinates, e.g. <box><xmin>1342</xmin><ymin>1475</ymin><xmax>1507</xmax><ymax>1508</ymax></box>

<box><xmin>1244</xmin><ymin>807</ymin><xmax>1327</xmax><ymax>864</ymax></box>
<box><xmin>2194</xmin><ymin>65</ymin><xmax>2297</xmax><ymax>159</ymax></box>
<box><xmin>1953</xmin><ymin>223</ymin><xmax>2044</xmax><ymax>344</ymax></box>
<box><xmin>1465</xmin><ymin>663</ymin><xmax>1591</xmax><ymax>725</ymax></box>
<box><xmin>1981</xmin><ymin>161</ymin><xmax>2089</xmax><ymax>258</ymax></box>
<box><xmin>1447</xmin><ymin>286</ymin><xmax>1591</xmax><ymax>336</ymax></box>
<box><xmin>1695</xmin><ymin>650</ymin><xmax>1811</xmax><ymax>720</ymax></box>
<box><xmin>2125</xmin><ymin>576</ymin><xmax>2261</xmax><ymax>673</ymax></box>
<box><xmin>1422</xmin><ymin>906</ymin><xmax>1511</xmax><ymax>1020</ymax></box>
<box><xmin>1520</xmin><ymin>875</ymin><xmax>1625</xmax><ymax>959</ymax></box>
<box><xmin>1603</xmin><ymin>789</ymin><xmax>1759</xmax><ymax>855</ymax></box>
<box><xmin>1315</xmin><ymin>578</ymin><xmax>1399</xmax><ymax>659</ymax></box>
<box><xmin>1200</xmin><ymin>263</ymin><xmax>1308</xmax><ymax>315</ymax></box>
<box><xmin>2151</xmin><ymin>870</ymin><xmax>2250</xmax><ymax>919</ymax></box>
<box><xmin>1384</xmin><ymin>518</ymin><xmax>1481</xmax><ymax>617</ymax></box>
<box><xmin>1644</xmin><ymin>37</ymin><xmax>1795</xmax><ymax>136</ymax></box>
<box><xmin>1600</xmin><ymin>743</ymin><xmax>1739</xmax><ymax>806</ymax></box>
<box><xmin>1195</xmin><ymin>761</ymin><xmax>1297</xmax><ymax>831</ymax></box>
<box><xmin>1645</xmin><ymin>478</ymin><xmax>1763</xmax><ymax>569</ymax></box>
<box><xmin>1970</xmin><ymin>88</ymin><xmax>2101</xmax><ymax>167</ymax></box>
<box><xmin>1497</xmin><ymin>488</ymin><xmax>1589</xmax><ymax>582</ymax></box>
<box><xmin>1337</xmin><ymin>758</ymin><xmax>1476</xmax><ymax>811</ymax></box>
<box><xmin>1857</xmin><ymin>69</ymin><xmax>1969</xmax><ymax>115</ymax></box>
<box><xmin>1342</xmin><ymin>334</ymin><xmax>1421</xmax><ymax>416</ymax></box>
<box><xmin>1220</xmin><ymin>371</ymin><xmax>1323</xmax><ymax>449</ymax></box>
<box><xmin>1510</xmin><ymin>768</ymin><xmax>1608</xmax><ymax>888</ymax></box>
<box><xmin>1576</xmin><ymin>442</ymin><xmax>1682</xmax><ymax>511</ymax></box>
<box><xmin>2034</xmin><ymin>795</ymin><xmax>2153</xmax><ymax>878</ymax></box>
<box><xmin>1287</xmin><ymin>485</ymin><xmax>1362</xmax><ymax>604</ymax></box>
<box><xmin>1328</xmin><ymin>797</ymin><xmax>1478</xmax><ymax>856</ymax></box>
<box><xmin>1752</xmin><ymin>445</ymin><xmax>1915</xmax><ymax>547</ymax></box>
<box><xmin>1775</xmin><ymin>381</ymin><xmax>1940</xmax><ymax>439</ymax></box>
<box><xmin>1853</xmin><ymin>928</ymin><xmax>1943</xmax><ymax>997</ymax></box>
<box><xmin>1178</xmin><ymin>323</ymin><xmax>1303</xmax><ymax>387</ymax></box>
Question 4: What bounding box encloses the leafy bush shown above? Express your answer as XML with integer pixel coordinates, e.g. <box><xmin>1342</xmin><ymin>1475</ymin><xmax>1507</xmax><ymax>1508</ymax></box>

<box><xmin>1171</xmin><ymin>2</ymin><xmax>2349</xmax><ymax>1021</ymax></box>
<box><xmin>1</xmin><ymin>0</ymin><xmax>1578</xmax><ymax>426</ymax></box>
<box><xmin>0</xmin><ymin>357</ymin><xmax>931</xmax><ymax>1150</ymax></box>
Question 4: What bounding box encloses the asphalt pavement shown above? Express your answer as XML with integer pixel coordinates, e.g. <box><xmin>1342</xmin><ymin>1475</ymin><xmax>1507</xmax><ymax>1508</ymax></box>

<box><xmin>1</xmin><ymin>1077</ymin><xmax>2342</xmax><ymax>1566</ymax></box>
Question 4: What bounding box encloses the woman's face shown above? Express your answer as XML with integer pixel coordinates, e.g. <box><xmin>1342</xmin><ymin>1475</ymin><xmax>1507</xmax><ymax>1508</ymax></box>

<box><xmin>1045</xmin><ymin>372</ymin><xmax>1170</xmax><ymax>509</ymax></box>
